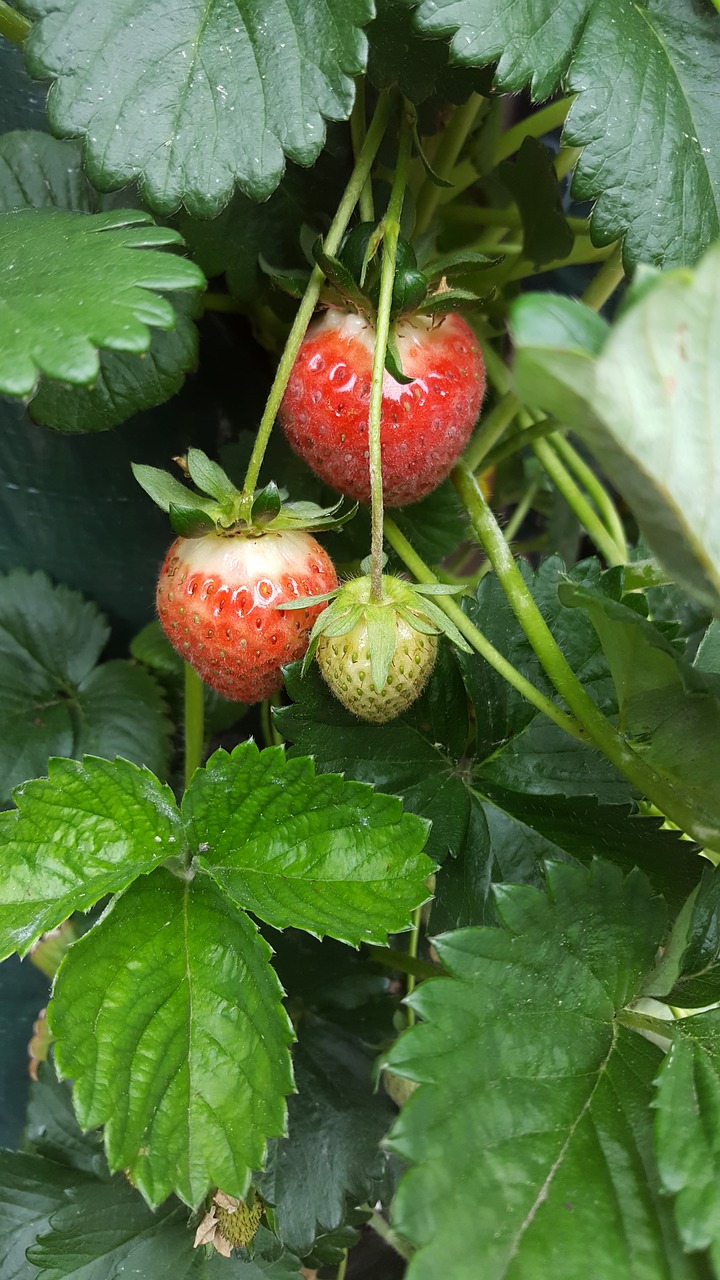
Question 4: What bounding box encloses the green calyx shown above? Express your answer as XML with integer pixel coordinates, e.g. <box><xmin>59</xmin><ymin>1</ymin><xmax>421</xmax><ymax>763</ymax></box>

<box><xmin>288</xmin><ymin>572</ymin><xmax>472</xmax><ymax>692</ymax></box>
<box><xmin>261</xmin><ymin>218</ymin><xmax>496</xmax><ymax>381</ymax></box>
<box><xmin>132</xmin><ymin>449</ymin><xmax>356</xmax><ymax>539</ymax></box>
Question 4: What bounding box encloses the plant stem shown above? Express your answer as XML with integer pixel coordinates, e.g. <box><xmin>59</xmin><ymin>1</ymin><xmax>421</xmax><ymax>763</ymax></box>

<box><xmin>367</xmin><ymin>105</ymin><xmax>413</xmax><ymax>600</ymax></box>
<box><xmin>443</xmin><ymin>204</ymin><xmax>589</xmax><ymax>236</ymax></box>
<box><xmin>201</xmin><ymin>292</ymin><xmax>244</xmax><ymax>313</ymax></box>
<box><xmin>554</xmin><ymin>145</ymin><xmax>582</xmax><ymax>180</ymax></box>
<box><xmin>365</xmin><ymin>944</ymin><xmax>444</xmax><ymax>981</ymax></box>
<box><xmin>414</xmin><ymin>91</ymin><xmax>485</xmax><ymax>236</ymax></box>
<box><xmin>0</xmin><ymin>0</ymin><xmax>30</xmax><ymax>42</ymax></box>
<box><xmin>532</xmin><ymin>437</ymin><xmax>625</xmax><ymax>566</ymax></box>
<box><xmin>482</xmin><ymin>417</ymin><xmax>559</xmax><ymax>471</ymax></box>
<box><xmin>238</xmin><ymin>89</ymin><xmax>394</xmax><ymax>518</ymax></box>
<box><xmin>405</xmin><ymin>905</ymin><xmax>423</xmax><ymax>1026</ymax></box>
<box><xmin>383</xmin><ymin>516</ymin><xmax>583</xmax><ymax>739</ymax></box>
<box><xmin>350</xmin><ymin>77</ymin><xmax>374</xmax><ymax>224</ymax></box>
<box><xmin>464</xmin><ymin>391</ymin><xmax>521</xmax><ymax>472</ymax></box>
<box><xmin>184</xmin><ymin>664</ymin><xmax>205</xmax><ymax>789</ymax></box>
<box><xmin>452</xmin><ymin>461</ymin><xmax>720</xmax><ymax>850</ymax></box>
<box><xmin>369</xmin><ymin>1211</ymin><xmax>413</xmax><ymax>1262</ymax></box>
<box><xmin>552</xmin><ymin>434</ymin><xmax>628</xmax><ymax>560</ymax></box>
<box><xmin>494</xmin><ymin>96</ymin><xmax>575</xmax><ymax>164</ymax></box>
<box><xmin>581</xmin><ymin>242</ymin><xmax>625</xmax><ymax>311</ymax></box>
<box><xmin>336</xmin><ymin>1250</ymin><xmax>348</xmax><ymax>1280</ymax></box>
<box><xmin>474</xmin><ymin>479</ymin><xmax>540</xmax><ymax>586</ymax></box>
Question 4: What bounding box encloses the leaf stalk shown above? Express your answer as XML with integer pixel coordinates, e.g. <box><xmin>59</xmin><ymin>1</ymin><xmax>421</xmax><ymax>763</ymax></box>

<box><xmin>0</xmin><ymin>0</ymin><xmax>30</xmax><ymax>43</ymax></box>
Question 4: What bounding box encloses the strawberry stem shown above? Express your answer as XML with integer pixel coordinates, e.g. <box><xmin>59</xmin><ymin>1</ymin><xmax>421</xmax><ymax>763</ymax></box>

<box><xmin>451</xmin><ymin>459</ymin><xmax>720</xmax><ymax>852</ymax></box>
<box><xmin>367</xmin><ymin>104</ymin><xmax>414</xmax><ymax>602</ymax></box>
<box><xmin>493</xmin><ymin>96</ymin><xmax>575</xmax><ymax>165</ymax></box>
<box><xmin>414</xmin><ymin>92</ymin><xmax>485</xmax><ymax>237</ymax></box>
<box><xmin>238</xmin><ymin>88</ymin><xmax>394</xmax><ymax>521</ymax></box>
<box><xmin>184</xmin><ymin>663</ymin><xmax>205</xmax><ymax>789</ymax></box>
<box><xmin>350</xmin><ymin>77</ymin><xmax>374</xmax><ymax>224</ymax></box>
<box><xmin>0</xmin><ymin>0</ymin><xmax>30</xmax><ymax>43</ymax></box>
<box><xmin>531</xmin><ymin>432</ymin><xmax>626</xmax><ymax>566</ymax></box>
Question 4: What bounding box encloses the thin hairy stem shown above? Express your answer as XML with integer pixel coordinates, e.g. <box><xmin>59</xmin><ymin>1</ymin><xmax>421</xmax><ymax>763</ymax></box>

<box><xmin>350</xmin><ymin>77</ymin><xmax>374</xmax><ymax>223</ymax></box>
<box><xmin>581</xmin><ymin>242</ymin><xmax>625</xmax><ymax>311</ymax></box>
<box><xmin>414</xmin><ymin>92</ymin><xmax>485</xmax><ymax>236</ymax></box>
<box><xmin>552</xmin><ymin>434</ymin><xmax>628</xmax><ymax>560</ymax></box>
<box><xmin>239</xmin><ymin>90</ymin><xmax>394</xmax><ymax>518</ymax></box>
<box><xmin>368</xmin><ymin>104</ymin><xmax>413</xmax><ymax>600</ymax></box>
<box><xmin>532</xmin><ymin>437</ymin><xmax>625</xmax><ymax>566</ymax></box>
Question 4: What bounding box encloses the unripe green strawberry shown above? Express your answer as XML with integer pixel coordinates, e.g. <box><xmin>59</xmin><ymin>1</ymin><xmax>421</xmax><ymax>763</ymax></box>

<box><xmin>317</xmin><ymin>612</ymin><xmax>437</xmax><ymax>722</ymax></box>
<box><xmin>296</xmin><ymin>572</ymin><xmax>471</xmax><ymax>724</ymax></box>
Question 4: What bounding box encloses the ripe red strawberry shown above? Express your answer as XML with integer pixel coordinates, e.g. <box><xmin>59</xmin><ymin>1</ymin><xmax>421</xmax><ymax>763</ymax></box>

<box><xmin>279</xmin><ymin>310</ymin><xmax>485</xmax><ymax>507</ymax></box>
<box><xmin>156</xmin><ymin>529</ymin><xmax>337</xmax><ymax>703</ymax></box>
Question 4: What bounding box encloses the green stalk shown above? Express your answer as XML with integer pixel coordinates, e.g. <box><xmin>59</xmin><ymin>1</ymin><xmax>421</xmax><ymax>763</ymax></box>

<box><xmin>452</xmin><ymin>462</ymin><xmax>720</xmax><ymax>850</ymax></box>
<box><xmin>367</xmin><ymin>106</ymin><xmax>413</xmax><ymax>600</ymax></box>
<box><xmin>365</xmin><ymin>944</ymin><xmax>444</xmax><ymax>981</ymax></box>
<box><xmin>350</xmin><ymin>76</ymin><xmax>374</xmax><ymax>224</ymax></box>
<box><xmin>554</xmin><ymin>145</ymin><xmax>582</xmax><ymax>180</ymax></box>
<box><xmin>369</xmin><ymin>1211</ymin><xmax>413</xmax><ymax>1261</ymax></box>
<box><xmin>405</xmin><ymin>905</ymin><xmax>423</xmax><ymax>1027</ymax></box>
<box><xmin>443</xmin><ymin>204</ymin><xmax>589</xmax><ymax>236</ymax></box>
<box><xmin>473</xmin><ymin>479</ymin><xmax>540</xmax><ymax>586</ymax></box>
<box><xmin>184</xmin><ymin>664</ymin><xmax>205</xmax><ymax>789</ymax></box>
<box><xmin>481</xmin><ymin>418</ymin><xmax>559</xmax><ymax>471</ymax></box>
<box><xmin>0</xmin><ymin>0</ymin><xmax>30</xmax><ymax>42</ymax></box>
<box><xmin>336</xmin><ymin>1250</ymin><xmax>348</xmax><ymax>1280</ymax></box>
<box><xmin>383</xmin><ymin>516</ymin><xmax>583</xmax><ymax>740</ymax></box>
<box><xmin>581</xmin><ymin>241</ymin><xmax>625</xmax><ymax>310</ymax></box>
<box><xmin>552</xmin><ymin>433</ymin><xmax>628</xmax><ymax>560</ymax></box>
<box><xmin>532</xmin><ymin>437</ymin><xmax>625</xmax><ymax>566</ymax></box>
<box><xmin>494</xmin><ymin>96</ymin><xmax>575</xmax><ymax>164</ymax></box>
<box><xmin>464</xmin><ymin>392</ymin><xmax>521</xmax><ymax>472</ymax></box>
<box><xmin>239</xmin><ymin>89</ymin><xmax>394</xmax><ymax>518</ymax></box>
<box><xmin>414</xmin><ymin>91</ymin><xmax>485</xmax><ymax>236</ymax></box>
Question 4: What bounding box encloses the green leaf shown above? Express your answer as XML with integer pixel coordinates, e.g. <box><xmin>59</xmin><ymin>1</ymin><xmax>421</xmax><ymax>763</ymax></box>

<box><xmin>512</xmin><ymin>244</ymin><xmax>720</xmax><ymax>613</ymax></box>
<box><xmin>24</xmin><ymin>1062</ymin><xmax>106</xmax><ymax>1179</ymax></box>
<box><xmin>177</xmin><ymin>150</ymin><xmax>346</xmax><ymax>303</ymax></box>
<box><xmin>18</xmin><ymin>0</ymin><xmax>373</xmax><ymax>215</ymax></box>
<box><xmin>384</xmin><ymin>860</ymin><xmax>703</xmax><ymax>1280</ymax></box>
<box><xmin>464</xmin><ymin>558</ymin><xmax>631</xmax><ymax>805</ymax></box>
<box><xmin>131</xmin><ymin>464</ymin><xmax>214</xmax><ymax>515</ymax></box>
<box><xmin>560</xmin><ymin>578</ymin><xmax>720</xmax><ymax>845</ymax></box>
<box><xmin>185</xmin><ymin>742</ymin><xmax>432</xmax><ymax>946</ymax></box>
<box><xmin>0</xmin><ymin>755</ymin><xmax>182</xmax><ymax>959</ymax></box>
<box><xmin>0</xmin><ymin>131</ymin><xmax>200</xmax><ymax>431</ymax></box>
<box><xmin>655</xmin><ymin>1010</ymin><xmax>720</xmax><ymax>1267</ymax></box>
<box><xmin>367</xmin><ymin>0</ymin><xmax>490</xmax><ymax>105</ymax></box>
<box><xmin>26</xmin><ymin>1177</ymin><xmax>205</xmax><ymax>1280</ymax></box>
<box><xmin>0</xmin><ymin>209</ymin><xmax>203</xmax><ymax>398</ymax></box>
<box><xmin>498</xmin><ymin>137</ymin><xmax>574</xmax><ymax>267</ymax></box>
<box><xmin>0</xmin><ymin>1150</ymin><xmax>88</xmax><ymax>1280</ymax></box>
<box><xmin>662</xmin><ymin>867</ymin><xmax>720</xmax><ymax>1009</ymax></box>
<box><xmin>257</xmin><ymin>1019</ymin><xmax>396</xmax><ymax>1256</ymax></box>
<box><xmin>51</xmin><ymin>870</ymin><xmax>294</xmax><ymax>1208</ymax></box>
<box><xmin>0</xmin><ymin>568</ymin><xmax>171</xmax><ymax>804</ymax></box>
<box><xmin>409</xmin><ymin>0</ymin><xmax>720</xmax><ymax>268</ymax></box>
<box><xmin>277</xmin><ymin>648</ymin><xmax>473</xmax><ymax>863</ymax></box>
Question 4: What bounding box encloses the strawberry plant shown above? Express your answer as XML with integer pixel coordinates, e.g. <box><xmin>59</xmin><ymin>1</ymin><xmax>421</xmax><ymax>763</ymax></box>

<box><xmin>1</xmin><ymin>1</ymin><xmax>720</xmax><ymax>1277</ymax></box>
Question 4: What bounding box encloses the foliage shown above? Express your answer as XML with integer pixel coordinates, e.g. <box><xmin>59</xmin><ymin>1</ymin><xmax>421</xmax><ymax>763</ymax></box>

<box><xmin>1</xmin><ymin>1</ymin><xmax>720</xmax><ymax>1277</ymax></box>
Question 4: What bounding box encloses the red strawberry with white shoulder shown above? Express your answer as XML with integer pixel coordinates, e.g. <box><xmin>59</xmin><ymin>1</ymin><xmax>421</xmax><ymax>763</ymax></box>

<box><xmin>133</xmin><ymin>450</ymin><xmax>347</xmax><ymax>703</ymax></box>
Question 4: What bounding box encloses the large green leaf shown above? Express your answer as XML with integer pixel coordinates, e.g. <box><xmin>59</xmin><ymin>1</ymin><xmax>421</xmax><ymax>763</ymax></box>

<box><xmin>0</xmin><ymin>569</ymin><xmax>171</xmax><ymax>803</ymax></box>
<box><xmin>0</xmin><ymin>1151</ymin><xmax>88</xmax><ymax>1280</ymax></box>
<box><xmin>512</xmin><ymin>246</ymin><xmax>720</xmax><ymax>613</ymax></box>
<box><xmin>366</xmin><ymin>0</ymin><xmax>489</xmax><ymax>105</ymax></box>
<box><xmin>0</xmin><ymin>756</ymin><xmax>182</xmax><ymax>959</ymax></box>
<box><xmin>185</xmin><ymin>742</ymin><xmax>433</xmax><ymax>945</ymax></box>
<box><xmin>560</xmin><ymin>576</ymin><xmax>720</xmax><ymax>844</ymax></box>
<box><xmin>257</xmin><ymin>1019</ymin><xmax>396</xmax><ymax>1256</ymax></box>
<box><xmin>655</xmin><ymin>1010</ymin><xmax>720</xmax><ymax>1269</ymax></box>
<box><xmin>18</xmin><ymin>0</ymin><xmax>373</xmax><ymax>216</ymax></box>
<box><xmin>384</xmin><ymin>861</ymin><xmax>704</xmax><ymax>1280</ymax></box>
<box><xmin>277</xmin><ymin>649</ymin><xmax>473</xmax><ymax>862</ymax></box>
<box><xmin>657</xmin><ymin>867</ymin><xmax>720</xmax><ymax>1009</ymax></box>
<box><xmin>0</xmin><ymin>131</ymin><xmax>200</xmax><ymax>431</ymax></box>
<box><xmin>408</xmin><ymin>0</ymin><xmax>720</xmax><ymax>268</ymax></box>
<box><xmin>51</xmin><ymin>871</ymin><xmax>294</xmax><ymax>1208</ymax></box>
<box><xmin>498</xmin><ymin>137</ymin><xmax>573</xmax><ymax>268</ymax></box>
<box><xmin>0</xmin><ymin>208</ymin><xmax>203</xmax><ymax>397</ymax></box>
